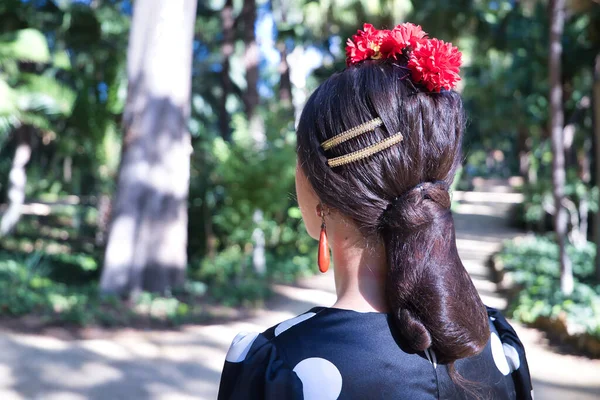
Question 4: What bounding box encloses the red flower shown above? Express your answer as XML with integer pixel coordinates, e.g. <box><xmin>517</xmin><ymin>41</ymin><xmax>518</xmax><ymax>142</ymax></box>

<box><xmin>345</xmin><ymin>23</ymin><xmax>389</xmax><ymax>65</ymax></box>
<box><xmin>407</xmin><ymin>38</ymin><xmax>462</xmax><ymax>92</ymax></box>
<box><xmin>380</xmin><ymin>23</ymin><xmax>427</xmax><ymax>60</ymax></box>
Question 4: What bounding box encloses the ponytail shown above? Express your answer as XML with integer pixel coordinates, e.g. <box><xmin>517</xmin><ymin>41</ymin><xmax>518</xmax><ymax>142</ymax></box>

<box><xmin>294</xmin><ymin>59</ymin><xmax>489</xmax><ymax>371</ymax></box>
<box><xmin>380</xmin><ymin>181</ymin><xmax>489</xmax><ymax>364</ymax></box>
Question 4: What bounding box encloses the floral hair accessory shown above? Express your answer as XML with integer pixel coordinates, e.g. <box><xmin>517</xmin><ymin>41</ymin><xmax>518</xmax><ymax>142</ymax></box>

<box><xmin>345</xmin><ymin>23</ymin><xmax>462</xmax><ymax>92</ymax></box>
<box><xmin>408</xmin><ymin>38</ymin><xmax>462</xmax><ymax>92</ymax></box>
<box><xmin>379</xmin><ymin>23</ymin><xmax>427</xmax><ymax>60</ymax></box>
<box><xmin>345</xmin><ymin>23</ymin><xmax>388</xmax><ymax>64</ymax></box>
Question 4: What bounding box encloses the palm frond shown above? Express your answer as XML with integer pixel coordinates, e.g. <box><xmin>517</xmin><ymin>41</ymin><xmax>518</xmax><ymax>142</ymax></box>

<box><xmin>0</xmin><ymin>29</ymin><xmax>50</xmax><ymax>64</ymax></box>
<box><xmin>16</xmin><ymin>74</ymin><xmax>76</xmax><ymax>116</ymax></box>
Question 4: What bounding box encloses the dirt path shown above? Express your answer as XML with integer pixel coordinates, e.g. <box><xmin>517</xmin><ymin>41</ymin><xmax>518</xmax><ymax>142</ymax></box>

<box><xmin>453</xmin><ymin>190</ymin><xmax>600</xmax><ymax>400</ymax></box>
<box><xmin>0</xmin><ymin>189</ymin><xmax>599</xmax><ymax>399</ymax></box>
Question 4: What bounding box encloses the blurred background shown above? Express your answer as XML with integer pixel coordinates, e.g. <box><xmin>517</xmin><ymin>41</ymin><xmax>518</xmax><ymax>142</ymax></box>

<box><xmin>0</xmin><ymin>0</ymin><xmax>599</xmax><ymax>399</ymax></box>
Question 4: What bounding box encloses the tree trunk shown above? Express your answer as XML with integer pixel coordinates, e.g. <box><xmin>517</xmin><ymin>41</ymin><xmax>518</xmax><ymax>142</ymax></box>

<box><xmin>100</xmin><ymin>0</ymin><xmax>197</xmax><ymax>297</ymax></box>
<box><xmin>241</xmin><ymin>0</ymin><xmax>265</xmax><ymax>145</ymax></box>
<box><xmin>95</xmin><ymin>193</ymin><xmax>111</xmax><ymax>246</ymax></box>
<box><xmin>241</xmin><ymin>0</ymin><xmax>266</xmax><ymax>275</ymax></box>
<box><xmin>518</xmin><ymin>126</ymin><xmax>534</xmax><ymax>231</ymax></box>
<box><xmin>578</xmin><ymin>137</ymin><xmax>591</xmax><ymax>245</ymax></box>
<box><xmin>278</xmin><ymin>41</ymin><xmax>292</xmax><ymax>107</ymax></box>
<box><xmin>549</xmin><ymin>0</ymin><xmax>573</xmax><ymax>295</ymax></box>
<box><xmin>593</xmin><ymin>53</ymin><xmax>600</xmax><ymax>281</ymax></box>
<box><xmin>219</xmin><ymin>0</ymin><xmax>234</xmax><ymax>141</ymax></box>
<box><xmin>274</xmin><ymin>0</ymin><xmax>292</xmax><ymax>108</ymax></box>
<box><xmin>518</xmin><ymin>127</ymin><xmax>529</xmax><ymax>179</ymax></box>
<box><xmin>241</xmin><ymin>0</ymin><xmax>260</xmax><ymax>122</ymax></box>
<box><xmin>0</xmin><ymin>126</ymin><xmax>32</xmax><ymax>236</ymax></box>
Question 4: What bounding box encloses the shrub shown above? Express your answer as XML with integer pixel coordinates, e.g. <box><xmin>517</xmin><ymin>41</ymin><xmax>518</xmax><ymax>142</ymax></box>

<box><xmin>496</xmin><ymin>235</ymin><xmax>600</xmax><ymax>340</ymax></box>
<box><xmin>0</xmin><ymin>251</ymin><xmax>211</xmax><ymax>327</ymax></box>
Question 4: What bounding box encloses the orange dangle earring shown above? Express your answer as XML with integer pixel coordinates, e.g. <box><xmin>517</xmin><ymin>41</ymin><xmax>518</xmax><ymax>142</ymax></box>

<box><xmin>318</xmin><ymin>205</ymin><xmax>330</xmax><ymax>273</ymax></box>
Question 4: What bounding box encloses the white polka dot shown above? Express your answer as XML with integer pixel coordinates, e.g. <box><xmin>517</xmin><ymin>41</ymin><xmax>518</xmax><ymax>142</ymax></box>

<box><xmin>490</xmin><ymin>332</ymin><xmax>510</xmax><ymax>375</ymax></box>
<box><xmin>503</xmin><ymin>343</ymin><xmax>521</xmax><ymax>372</ymax></box>
<box><xmin>274</xmin><ymin>312</ymin><xmax>317</xmax><ymax>336</ymax></box>
<box><xmin>490</xmin><ymin>316</ymin><xmax>496</xmax><ymax>321</ymax></box>
<box><xmin>293</xmin><ymin>357</ymin><xmax>342</xmax><ymax>400</ymax></box>
<box><xmin>225</xmin><ymin>332</ymin><xmax>259</xmax><ymax>363</ymax></box>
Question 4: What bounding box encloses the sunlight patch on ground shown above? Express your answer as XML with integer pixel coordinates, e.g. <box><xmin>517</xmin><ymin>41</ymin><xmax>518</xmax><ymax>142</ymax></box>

<box><xmin>0</xmin><ymin>365</ymin><xmax>14</xmax><ymax>387</ymax></box>
<box><xmin>0</xmin><ymin>391</ymin><xmax>22</xmax><ymax>400</ymax></box>
<box><xmin>119</xmin><ymin>339</ymin><xmax>161</xmax><ymax>358</ymax></box>
<box><xmin>41</xmin><ymin>362</ymin><xmax>122</xmax><ymax>389</ymax></box>
<box><xmin>454</xmin><ymin>202</ymin><xmax>508</xmax><ymax>217</ymax></box>
<box><xmin>78</xmin><ymin>340</ymin><xmax>131</xmax><ymax>361</ymax></box>
<box><xmin>458</xmin><ymin>247</ymin><xmax>500</xmax><ymax>262</ymax></box>
<box><xmin>479</xmin><ymin>294</ymin><xmax>507</xmax><ymax>310</ymax></box>
<box><xmin>11</xmin><ymin>335</ymin><xmax>69</xmax><ymax>352</ymax></box>
<box><xmin>453</xmin><ymin>191</ymin><xmax>524</xmax><ymax>204</ymax></box>
<box><xmin>43</xmin><ymin>392</ymin><xmax>86</xmax><ymax>400</ymax></box>
<box><xmin>147</xmin><ymin>383</ymin><xmax>200</xmax><ymax>400</ymax></box>
<box><xmin>469</xmin><ymin>276</ymin><xmax>498</xmax><ymax>293</ymax></box>
<box><xmin>456</xmin><ymin>238</ymin><xmax>501</xmax><ymax>253</ymax></box>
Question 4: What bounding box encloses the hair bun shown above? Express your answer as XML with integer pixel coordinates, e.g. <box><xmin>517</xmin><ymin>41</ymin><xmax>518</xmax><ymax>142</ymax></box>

<box><xmin>380</xmin><ymin>181</ymin><xmax>450</xmax><ymax>230</ymax></box>
<box><xmin>396</xmin><ymin>308</ymin><xmax>432</xmax><ymax>351</ymax></box>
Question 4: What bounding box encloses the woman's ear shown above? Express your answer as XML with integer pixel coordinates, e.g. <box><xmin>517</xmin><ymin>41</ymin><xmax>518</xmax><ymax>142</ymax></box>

<box><xmin>316</xmin><ymin>202</ymin><xmax>331</xmax><ymax>218</ymax></box>
<box><xmin>295</xmin><ymin>163</ymin><xmax>321</xmax><ymax>239</ymax></box>
<box><xmin>315</xmin><ymin>202</ymin><xmax>324</xmax><ymax>218</ymax></box>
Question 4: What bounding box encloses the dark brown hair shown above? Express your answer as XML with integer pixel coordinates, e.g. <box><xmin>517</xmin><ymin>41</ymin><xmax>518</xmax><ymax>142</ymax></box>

<box><xmin>296</xmin><ymin>60</ymin><xmax>489</xmax><ymax>367</ymax></box>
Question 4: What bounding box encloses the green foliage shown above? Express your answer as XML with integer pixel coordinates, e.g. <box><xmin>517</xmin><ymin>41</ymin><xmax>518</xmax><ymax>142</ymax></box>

<box><xmin>0</xmin><ymin>27</ymin><xmax>75</xmax><ymax>138</ymax></box>
<box><xmin>188</xmin><ymin>108</ymin><xmax>316</xmax><ymax>306</ymax></box>
<box><xmin>0</xmin><ymin>251</ymin><xmax>211</xmax><ymax>327</ymax></box>
<box><xmin>0</xmin><ymin>0</ymin><xmax>129</xmax><ymax>201</ymax></box>
<box><xmin>0</xmin><ymin>0</ymin><xmax>599</xmax><ymax>323</ymax></box>
<box><xmin>496</xmin><ymin>235</ymin><xmax>600</xmax><ymax>340</ymax></box>
<box><xmin>500</xmin><ymin>235</ymin><xmax>596</xmax><ymax>281</ymax></box>
<box><xmin>0</xmin><ymin>28</ymin><xmax>50</xmax><ymax>63</ymax></box>
<box><xmin>519</xmin><ymin>167</ymin><xmax>599</xmax><ymax>230</ymax></box>
<box><xmin>0</xmin><ymin>252</ymin><xmax>101</xmax><ymax>323</ymax></box>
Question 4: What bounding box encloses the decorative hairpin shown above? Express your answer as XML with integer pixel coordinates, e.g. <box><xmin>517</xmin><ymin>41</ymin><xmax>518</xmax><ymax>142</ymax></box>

<box><xmin>345</xmin><ymin>23</ymin><xmax>462</xmax><ymax>92</ymax></box>
<box><xmin>327</xmin><ymin>132</ymin><xmax>403</xmax><ymax>168</ymax></box>
<box><xmin>320</xmin><ymin>22</ymin><xmax>459</xmax><ymax>168</ymax></box>
<box><xmin>321</xmin><ymin>118</ymin><xmax>383</xmax><ymax>151</ymax></box>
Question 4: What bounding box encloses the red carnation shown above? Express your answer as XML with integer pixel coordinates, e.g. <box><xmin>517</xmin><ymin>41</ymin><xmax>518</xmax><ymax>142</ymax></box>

<box><xmin>380</xmin><ymin>23</ymin><xmax>427</xmax><ymax>60</ymax></box>
<box><xmin>345</xmin><ymin>23</ymin><xmax>389</xmax><ymax>65</ymax></box>
<box><xmin>407</xmin><ymin>38</ymin><xmax>462</xmax><ymax>92</ymax></box>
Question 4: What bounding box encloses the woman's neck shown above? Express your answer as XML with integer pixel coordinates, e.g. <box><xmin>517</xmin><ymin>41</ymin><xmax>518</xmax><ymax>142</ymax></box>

<box><xmin>330</xmin><ymin>239</ymin><xmax>389</xmax><ymax>313</ymax></box>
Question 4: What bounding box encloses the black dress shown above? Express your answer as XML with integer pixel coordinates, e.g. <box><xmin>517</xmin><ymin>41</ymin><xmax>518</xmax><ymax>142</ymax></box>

<box><xmin>218</xmin><ymin>306</ymin><xmax>532</xmax><ymax>400</ymax></box>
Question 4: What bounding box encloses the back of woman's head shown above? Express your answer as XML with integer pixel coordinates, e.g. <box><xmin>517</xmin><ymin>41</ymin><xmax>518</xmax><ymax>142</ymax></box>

<box><xmin>296</xmin><ymin>35</ymin><xmax>489</xmax><ymax>365</ymax></box>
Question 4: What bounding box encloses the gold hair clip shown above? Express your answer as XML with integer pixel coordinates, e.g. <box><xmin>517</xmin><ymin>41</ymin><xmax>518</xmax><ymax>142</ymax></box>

<box><xmin>327</xmin><ymin>133</ymin><xmax>404</xmax><ymax>168</ymax></box>
<box><xmin>321</xmin><ymin>118</ymin><xmax>383</xmax><ymax>151</ymax></box>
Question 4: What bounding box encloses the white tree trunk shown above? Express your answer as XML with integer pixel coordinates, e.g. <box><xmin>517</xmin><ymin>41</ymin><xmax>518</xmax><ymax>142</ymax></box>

<box><xmin>549</xmin><ymin>0</ymin><xmax>573</xmax><ymax>296</ymax></box>
<box><xmin>242</xmin><ymin>0</ymin><xmax>266</xmax><ymax>275</ymax></box>
<box><xmin>0</xmin><ymin>127</ymin><xmax>32</xmax><ymax>236</ymax></box>
<box><xmin>100</xmin><ymin>0</ymin><xmax>197</xmax><ymax>297</ymax></box>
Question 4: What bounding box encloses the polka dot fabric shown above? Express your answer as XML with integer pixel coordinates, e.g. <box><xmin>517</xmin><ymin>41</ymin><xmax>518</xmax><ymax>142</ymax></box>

<box><xmin>225</xmin><ymin>332</ymin><xmax>259</xmax><ymax>363</ymax></box>
<box><xmin>293</xmin><ymin>357</ymin><xmax>343</xmax><ymax>400</ymax></box>
<box><xmin>218</xmin><ymin>307</ymin><xmax>533</xmax><ymax>399</ymax></box>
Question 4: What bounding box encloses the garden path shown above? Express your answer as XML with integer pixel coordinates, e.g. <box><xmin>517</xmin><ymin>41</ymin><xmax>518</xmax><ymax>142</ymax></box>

<box><xmin>0</xmin><ymin>183</ymin><xmax>599</xmax><ymax>400</ymax></box>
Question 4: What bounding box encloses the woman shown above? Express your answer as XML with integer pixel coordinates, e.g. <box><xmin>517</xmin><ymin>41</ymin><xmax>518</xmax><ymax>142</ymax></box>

<box><xmin>218</xmin><ymin>23</ymin><xmax>532</xmax><ymax>400</ymax></box>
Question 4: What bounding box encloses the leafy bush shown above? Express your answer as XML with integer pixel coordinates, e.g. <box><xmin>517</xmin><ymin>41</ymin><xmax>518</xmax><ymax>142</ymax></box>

<box><xmin>0</xmin><ymin>251</ymin><xmax>210</xmax><ymax>327</ymax></box>
<box><xmin>187</xmin><ymin>109</ymin><xmax>318</xmax><ymax>306</ymax></box>
<box><xmin>191</xmin><ymin>245</ymin><xmax>270</xmax><ymax>307</ymax></box>
<box><xmin>499</xmin><ymin>235</ymin><xmax>595</xmax><ymax>283</ymax></box>
<box><xmin>496</xmin><ymin>235</ymin><xmax>600</xmax><ymax>340</ymax></box>
<box><xmin>0</xmin><ymin>253</ymin><xmax>101</xmax><ymax>322</ymax></box>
